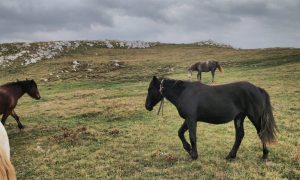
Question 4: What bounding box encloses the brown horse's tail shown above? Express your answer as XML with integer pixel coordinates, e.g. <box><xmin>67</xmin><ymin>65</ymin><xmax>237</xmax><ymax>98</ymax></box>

<box><xmin>258</xmin><ymin>88</ymin><xmax>278</xmax><ymax>144</ymax></box>
<box><xmin>216</xmin><ymin>62</ymin><xmax>223</xmax><ymax>72</ymax></box>
<box><xmin>0</xmin><ymin>148</ymin><xmax>16</xmax><ymax>180</ymax></box>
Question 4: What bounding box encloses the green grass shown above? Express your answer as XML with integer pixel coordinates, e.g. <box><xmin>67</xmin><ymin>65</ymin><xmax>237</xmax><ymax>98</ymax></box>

<box><xmin>1</xmin><ymin>44</ymin><xmax>300</xmax><ymax>179</ymax></box>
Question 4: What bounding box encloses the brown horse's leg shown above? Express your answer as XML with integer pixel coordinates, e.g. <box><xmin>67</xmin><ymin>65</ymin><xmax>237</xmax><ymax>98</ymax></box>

<box><xmin>1</xmin><ymin>112</ymin><xmax>10</xmax><ymax>125</ymax></box>
<box><xmin>11</xmin><ymin>110</ymin><xmax>24</xmax><ymax>129</ymax></box>
<box><xmin>197</xmin><ymin>72</ymin><xmax>202</xmax><ymax>82</ymax></box>
<box><xmin>211</xmin><ymin>70</ymin><xmax>215</xmax><ymax>83</ymax></box>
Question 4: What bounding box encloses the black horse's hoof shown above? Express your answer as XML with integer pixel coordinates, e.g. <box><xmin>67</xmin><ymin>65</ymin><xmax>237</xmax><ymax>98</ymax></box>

<box><xmin>191</xmin><ymin>154</ymin><xmax>198</xmax><ymax>160</ymax></box>
<box><xmin>190</xmin><ymin>151</ymin><xmax>198</xmax><ymax>160</ymax></box>
<box><xmin>261</xmin><ymin>156</ymin><xmax>268</xmax><ymax>162</ymax></box>
<box><xmin>226</xmin><ymin>155</ymin><xmax>236</xmax><ymax>161</ymax></box>
<box><xmin>191</xmin><ymin>156</ymin><xmax>198</xmax><ymax>160</ymax></box>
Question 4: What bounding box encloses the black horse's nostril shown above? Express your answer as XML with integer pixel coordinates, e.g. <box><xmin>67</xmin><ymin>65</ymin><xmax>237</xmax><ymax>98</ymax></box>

<box><xmin>147</xmin><ymin>106</ymin><xmax>153</xmax><ymax>111</ymax></box>
<box><xmin>145</xmin><ymin>104</ymin><xmax>153</xmax><ymax>111</ymax></box>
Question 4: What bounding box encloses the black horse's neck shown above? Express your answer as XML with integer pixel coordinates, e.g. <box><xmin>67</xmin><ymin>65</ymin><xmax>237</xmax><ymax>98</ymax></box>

<box><xmin>161</xmin><ymin>79</ymin><xmax>185</xmax><ymax>105</ymax></box>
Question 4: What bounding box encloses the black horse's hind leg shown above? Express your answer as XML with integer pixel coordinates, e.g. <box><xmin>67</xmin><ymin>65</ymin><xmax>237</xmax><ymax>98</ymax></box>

<box><xmin>248</xmin><ymin>116</ymin><xmax>269</xmax><ymax>160</ymax></box>
<box><xmin>262</xmin><ymin>142</ymin><xmax>269</xmax><ymax>160</ymax></box>
<box><xmin>226</xmin><ymin>114</ymin><xmax>246</xmax><ymax>160</ymax></box>
<box><xmin>186</xmin><ymin>119</ymin><xmax>198</xmax><ymax>159</ymax></box>
<box><xmin>11</xmin><ymin>110</ymin><xmax>24</xmax><ymax>129</ymax></box>
<box><xmin>178</xmin><ymin>120</ymin><xmax>191</xmax><ymax>153</ymax></box>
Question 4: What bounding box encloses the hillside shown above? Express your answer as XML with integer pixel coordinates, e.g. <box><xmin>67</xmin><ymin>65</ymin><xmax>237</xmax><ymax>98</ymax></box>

<box><xmin>0</xmin><ymin>41</ymin><xmax>299</xmax><ymax>179</ymax></box>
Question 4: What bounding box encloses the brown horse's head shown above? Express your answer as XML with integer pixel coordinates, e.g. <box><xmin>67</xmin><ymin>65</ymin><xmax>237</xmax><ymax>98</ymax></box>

<box><xmin>23</xmin><ymin>79</ymin><xmax>41</xmax><ymax>100</ymax></box>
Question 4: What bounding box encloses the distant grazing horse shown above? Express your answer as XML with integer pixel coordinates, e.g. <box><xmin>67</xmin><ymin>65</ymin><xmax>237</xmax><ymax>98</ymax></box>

<box><xmin>0</xmin><ymin>80</ymin><xmax>41</xmax><ymax>129</ymax></box>
<box><xmin>188</xmin><ymin>60</ymin><xmax>223</xmax><ymax>82</ymax></box>
<box><xmin>145</xmin><ymin>76</ymin><xmax>277</xmax><ymax>160</ymax></box>
<box><xmin>0</xmin><ymin>123</ymin><xmax>16</xmax><ymax>180</ymax></box>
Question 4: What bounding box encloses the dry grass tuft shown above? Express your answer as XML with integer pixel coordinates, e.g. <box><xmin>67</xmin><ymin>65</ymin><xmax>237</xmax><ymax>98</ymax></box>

<box><xmin>52</xmin><ymin>126</ymin><xmax>95</xmax><ymax>142</ymax></box>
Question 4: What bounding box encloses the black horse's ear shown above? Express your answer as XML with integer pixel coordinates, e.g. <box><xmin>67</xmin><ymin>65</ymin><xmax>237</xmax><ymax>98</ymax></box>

<box><xmin>16</xmin><ymin>79</ymin><xmax>19</xmax><ymax>82</ymax></box>
<box><xmin>151</xmin><ymin>76</ymin><xmax>160</xmax><ymax>87</ymax></box>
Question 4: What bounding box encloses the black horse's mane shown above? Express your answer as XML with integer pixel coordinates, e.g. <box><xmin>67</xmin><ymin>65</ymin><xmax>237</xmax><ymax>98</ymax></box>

<box><xmin>161</xmin><ymin>78</ymin><xmax>203</xmax><ymax>87</ymax></box>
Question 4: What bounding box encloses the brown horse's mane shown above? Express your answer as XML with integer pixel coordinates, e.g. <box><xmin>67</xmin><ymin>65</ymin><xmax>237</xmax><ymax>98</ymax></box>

<box><xmin>1</xmin><ymin>80</ymin><xmax>31</xmax><ymax>87</ymax></box>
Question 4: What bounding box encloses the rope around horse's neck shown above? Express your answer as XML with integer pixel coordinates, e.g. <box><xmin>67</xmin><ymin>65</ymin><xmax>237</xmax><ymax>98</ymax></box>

<box><xmin>156</xmin><ymin>79</ymin><xmax>179</xmax><ymax>116</ymax></box>
<box><xmin>157</xmin><ymin>98</ymin><xmax>164</xmax><ymax>116</ymax></box>
<box><xmin>157</xmin><ymin>79</ymin><xmax>165</xmax><ymax>116</ymax></box>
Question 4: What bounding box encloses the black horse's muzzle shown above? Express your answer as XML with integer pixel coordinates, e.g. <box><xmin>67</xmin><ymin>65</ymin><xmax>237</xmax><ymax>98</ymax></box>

<box><xmin>145</xmin><ymin>104</ymin><xmax>153</xmax><ymax>111</ymax></box>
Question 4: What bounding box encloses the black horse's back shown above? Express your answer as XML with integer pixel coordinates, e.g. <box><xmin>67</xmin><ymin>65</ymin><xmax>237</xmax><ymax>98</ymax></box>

<box><xmin>178</xmin><ymin>81</ymin><xmax>256</xmax><ymax>124</ymax></box>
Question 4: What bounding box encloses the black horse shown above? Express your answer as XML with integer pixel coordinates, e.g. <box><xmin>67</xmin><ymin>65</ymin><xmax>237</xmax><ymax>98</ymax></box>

<box><xmin>188</xmin><ymin>61</ymin><xmax>223</xmax><ymax>82</ymax></box>
<box><xmin>145</xmin><ymin>76</ymin><xmax>277</xmax><ymax>160</ymax></box>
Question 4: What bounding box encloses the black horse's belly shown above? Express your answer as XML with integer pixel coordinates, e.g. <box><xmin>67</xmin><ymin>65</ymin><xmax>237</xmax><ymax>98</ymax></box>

<box><xmin>196</xmin><ymin>104</ymin><xmax>239</xmax><ymax>124</ymax></box>
<box><xmin>197</xmin><ymin>115</ymin><xmax>234</xmax><ymax>124</ymax></box>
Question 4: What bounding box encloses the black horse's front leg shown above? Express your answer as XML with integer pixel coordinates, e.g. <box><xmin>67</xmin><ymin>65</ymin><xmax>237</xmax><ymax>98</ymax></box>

<box><xmin>178</xmin><ymin>120</ymin><xmax>191</xmax><ymax>153</ymax></box>
<box><xmin>186</xmin><ymin>119</ymin><xmax>198</xmax><ymax>160</ymax></box>
<box><xmin>11</xmin><ymin>110</ymin><xmax>24</xmax><ymax>129</ymax></box>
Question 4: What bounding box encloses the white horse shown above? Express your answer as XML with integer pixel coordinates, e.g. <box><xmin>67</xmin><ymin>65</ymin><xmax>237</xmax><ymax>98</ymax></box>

<box><xmin>0</xmin><ymin>123</ymin><xmax>16</xmax><ymax>180</ymax></box>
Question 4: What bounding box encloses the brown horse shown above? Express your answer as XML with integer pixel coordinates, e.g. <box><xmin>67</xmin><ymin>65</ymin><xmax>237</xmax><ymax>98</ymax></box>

<box><xmin>188</xmin><ymin>60</ymin><xmax>223</xmax><ymax>82</ymax></box>
<box><xmin>0</xmin><ymin>79</ymin><xmax>41</xmax><ymax>129</ymax></box>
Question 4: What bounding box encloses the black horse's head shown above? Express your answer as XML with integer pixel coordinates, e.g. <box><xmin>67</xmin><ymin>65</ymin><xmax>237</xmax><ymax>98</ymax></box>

<box><xmin>22</xmin><ymin>79</ymin><xmax>41</xmax><ymax>100</ymax></box>
<box><xmin>145</xmin><ymin>76</ymin><xmax>163</xmax><ymax>111</ymax></box>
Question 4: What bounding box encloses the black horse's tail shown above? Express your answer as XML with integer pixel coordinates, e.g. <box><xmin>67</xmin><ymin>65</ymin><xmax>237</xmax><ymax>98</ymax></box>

<box><xmin>258</xmin><ymin>88</ymin><xmax>278</xmax><ymax>144</ymax></box>
<box><xmin>216</xmin><ymin>62</ymin><xmax>223</xmax><ymax>72</ymax></box>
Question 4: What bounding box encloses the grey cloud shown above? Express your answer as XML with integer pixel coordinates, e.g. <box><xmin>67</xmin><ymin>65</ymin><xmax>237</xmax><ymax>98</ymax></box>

<box><xmin>0</xmin><ymin>0</ymin><xmax>113</xmax><ymax>33</ymax></box>
<box><xmin>0</xmin><ymin>0</ymin><xmax>299</xmax><ymax>48</ymax></box>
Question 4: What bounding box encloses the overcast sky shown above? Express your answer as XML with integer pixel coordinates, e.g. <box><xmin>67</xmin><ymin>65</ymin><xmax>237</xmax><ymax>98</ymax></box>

<box><xmin>0</xmin><ymin>0</ymin><xmax>299</xmax><ymax>48</ymax></box>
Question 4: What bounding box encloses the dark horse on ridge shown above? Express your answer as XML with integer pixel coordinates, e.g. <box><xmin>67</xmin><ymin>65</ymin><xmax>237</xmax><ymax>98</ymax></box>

<box><xmin>0</xmin><ymin>79</ymin><xmax>41</xmax><ymax>129</ymax></box>
<box><xmin>145</xmin><ymin>76</ymin><xmax>277</xmax><ymax>160</ymax></box>
<box><xmin>188</xmin><ymin>60</ymin><xmax>223</xmax><ymax>82</ymax></box>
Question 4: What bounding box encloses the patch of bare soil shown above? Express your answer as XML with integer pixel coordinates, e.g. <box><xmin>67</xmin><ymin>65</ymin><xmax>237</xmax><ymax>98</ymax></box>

<box><xmin>52</xmin><ymin>126</ymin><xmax>95</xmax><ymax>142</ymax></box>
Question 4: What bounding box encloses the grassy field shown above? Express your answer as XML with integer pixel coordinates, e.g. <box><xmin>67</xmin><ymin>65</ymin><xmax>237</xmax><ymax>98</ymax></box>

<box><xmin>1</xmin><ymin>44</ymin><xmax>300</xmax><ymax>179</ymax></box>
